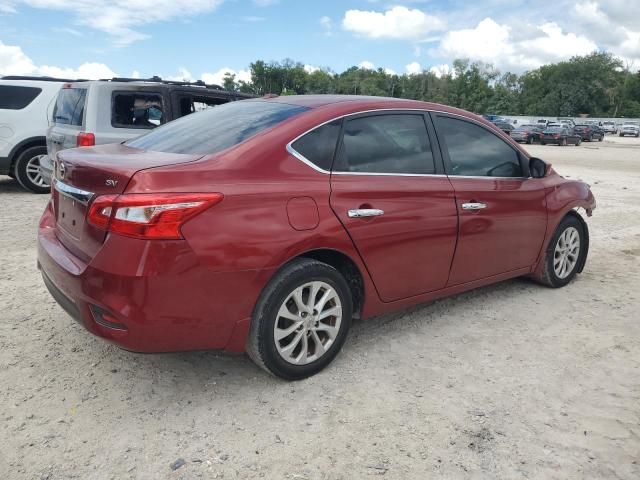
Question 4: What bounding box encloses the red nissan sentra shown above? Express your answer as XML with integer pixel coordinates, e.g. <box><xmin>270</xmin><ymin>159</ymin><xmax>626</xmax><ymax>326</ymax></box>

<box><xmin>37</xmin><ymin>96</ymin><xmax>596</xmax><ymax>380</ymax></box>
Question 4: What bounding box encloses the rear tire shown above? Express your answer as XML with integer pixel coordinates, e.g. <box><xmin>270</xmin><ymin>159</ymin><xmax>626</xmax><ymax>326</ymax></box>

<box><xmin>14</xmin><ymin>146</ymin><xmax>49</xmax><ymax>194</ymax></box>
<box><xmin>561</xmin><ymin>138</ymin><xmax>567</xmax><ymax>146</ymax></box>
<box><xmin>527</xmin><ymin>136</ymin><xmax>534</xmax><ymax>145</ymax></box>
<box><xmin>535</xmin><ymin>215</ymin><xmax>587</xmax><ymax>288</ymax></box>
<box><xmin>246</xmin><ymin>258</ymin><xmax>353</xmax><ymax>380</ymax></box>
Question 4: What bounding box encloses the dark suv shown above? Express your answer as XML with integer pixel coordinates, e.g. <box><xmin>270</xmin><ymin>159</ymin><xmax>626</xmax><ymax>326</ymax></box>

<box><xmin>41</xmin><ymin>77</ymin><xmax>252</xmax><ymax>186</ymax></box>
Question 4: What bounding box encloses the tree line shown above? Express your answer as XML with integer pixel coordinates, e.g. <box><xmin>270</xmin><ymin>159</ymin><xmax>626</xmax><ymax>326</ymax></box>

<box><xmin>220</xmin><ymin>53</ymin><xmax>640</xmax><ymax>118</ymax></box>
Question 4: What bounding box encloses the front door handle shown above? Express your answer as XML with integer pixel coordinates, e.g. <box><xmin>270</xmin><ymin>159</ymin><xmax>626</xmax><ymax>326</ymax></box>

<box><xmin>461</xmin><ymin>202</ymin><xmax>487</xmax><ymax>211</ymax></box>
<box><xmin>348</xmin><ymin>208</ymin><xmax>384</xmax><ymax>218</ymax></box>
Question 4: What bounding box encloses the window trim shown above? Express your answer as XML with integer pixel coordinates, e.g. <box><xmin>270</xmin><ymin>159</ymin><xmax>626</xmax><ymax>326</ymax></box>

<box><xmin>287</xmin><ymin>109</ymin><xmax>447</xmax><ymax>176</ymax></box>
<box><xmin>110</xmin><ymin>90</ymin><xmax>165</xmax><ymax>130</ymax></box>
<box><xmin>431</xmin><ymin>112</ymin><xmax>530</xmax><ymax>179</ymax></box>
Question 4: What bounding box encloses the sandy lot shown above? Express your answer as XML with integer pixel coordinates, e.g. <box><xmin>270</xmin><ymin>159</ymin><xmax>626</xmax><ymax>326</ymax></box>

<box><xmin>1</xmin><ymin>136</ymin><xmax>639</xmax><ymax>479</ymax></box>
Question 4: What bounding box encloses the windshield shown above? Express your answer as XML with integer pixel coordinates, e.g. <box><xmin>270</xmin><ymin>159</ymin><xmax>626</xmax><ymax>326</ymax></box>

<box><xmin>126</xmin><ymin>100</ymin><xmax>309</xmax><ymax>155</ymax></box>
<box><xmin>545</xmin><ymin>128</ymin><xmax>563</xmax><ymax>133</ymax></box>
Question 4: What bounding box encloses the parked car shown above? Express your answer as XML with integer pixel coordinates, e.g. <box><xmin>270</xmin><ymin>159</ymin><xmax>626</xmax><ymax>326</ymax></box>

<box><xmin>557</xmin><ymin>118</ymin><xmax>575</xmax><ymax>127</ymax></box>
<box><xmin>619</xmin><ymin>121</ymin><xmax>640</xmax><ymax>137</ymax></box>
<box><xmin>41</xmin><ymin>76</ymin><xmax>253</xmax><ymax>185</ymax></box>
<box><xmin>482</xmin><ymin>114</ymin><xmax>506</xmax><ymax>122</ymax></box>
<box><xmin>0</xmin><ymin>76</ymin><xmax>68</xmax><ymax>192</ymax></box>
<box><xmin>510</xmin><ymin>125</ymin><xmax>543</xmax><ymax>144</ymax></box>
<box><xmin>602</xmin><ymin>121</ymin><xmax>617</xmax><ymax>134</ymax></box>
<box><xmin>573</xmin><ymin>124</ymin><xmax>604</xmax><ymax>142</ymax></box>
<box><xmin>493</xmin><ymin>121</ymin><xmax>514</xmax><ymax>134</ymax></box>
<box><xmin>540</xmin><ymin>127</ymin><xmax>582</xmax><ymax>146</ymax></box>
<box><xmin>536</xmin><ymin>119</ymin><xmax>549</xmax><ymax>128</ymax></box>
<box><xmin>38</xmin><ymin>96</ymin><xmax>596</xmax><ymax>380</ymax></box>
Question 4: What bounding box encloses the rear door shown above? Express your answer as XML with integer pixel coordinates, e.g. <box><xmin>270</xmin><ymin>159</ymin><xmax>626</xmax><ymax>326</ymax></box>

<box><xmin>47</xmin><ymin>84</ymin><xmax>88</xmax><ymax>159</ymax></box>
<box><xmin>329</xmin><ymin>111</ymin><xmax>458</xmax><ymax>302</ymax></box>
<box><xmin>431</xmin><ymin>113</ymin><xmax>547</xmax><ymax>286</ymax></box>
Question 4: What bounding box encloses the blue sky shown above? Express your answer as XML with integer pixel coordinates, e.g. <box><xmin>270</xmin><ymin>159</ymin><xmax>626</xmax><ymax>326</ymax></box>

<box><xmin>0</xmin><ymin>1</ymin><xmax>638</xmax><ymax>82</ymax></box>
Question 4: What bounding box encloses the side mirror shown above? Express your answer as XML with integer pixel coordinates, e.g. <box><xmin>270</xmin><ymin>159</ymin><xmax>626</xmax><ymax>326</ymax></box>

<box><xmin>529</xmin><ymin>157</ymin><xmax>550</xmax><ymax>178</ymax></box>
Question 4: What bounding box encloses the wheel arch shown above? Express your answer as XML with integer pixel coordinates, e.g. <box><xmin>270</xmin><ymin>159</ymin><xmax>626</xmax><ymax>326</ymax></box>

<box><xmin>8</xmin><ymin>136</ymin><xmax>47</xmax><ymax>170</ymax></box>
<box><xmin>284</xmin><ymin>248</ymin><xmax>365</xmax><ymax>319</ymax></box>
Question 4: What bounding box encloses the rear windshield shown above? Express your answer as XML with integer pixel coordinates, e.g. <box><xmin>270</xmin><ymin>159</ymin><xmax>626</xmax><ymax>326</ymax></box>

<box><xmin>126</xmin><ymin>100</ymin><xmax>309</xmax><ymax>155</ymax></box>
<box><xmin>0</xmin><ymin>85</ymin><xmax>42</xmax><ymax>110</ymax></box>
<box><xmin>52</xmin><ymin>88</ymin><xmax>87</xmax><ymax>126</ymax></box>
<box><xmin>545</xmin><ymin>128</ymin><xmax>563</xmax><ymax>133</ymax></box>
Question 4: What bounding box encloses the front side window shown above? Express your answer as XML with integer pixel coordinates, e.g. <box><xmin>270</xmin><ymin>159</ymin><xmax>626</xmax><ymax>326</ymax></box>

<box><xmin>126</xmin><ymin>100</ymin><xmax>309</xmax><ymax>155</ymax></box>
<box><xmin>335</xmin><ymin>114</ymin><xmax>435</xmax><ymax>174</ymax></box>
<box><xmin>112</xmin><ymin>92</ymin><xmax>164</xmax><ymax>129</ymax></box>
<box><xmin>0</xmin><ymin>85</ymin><xmax>42</xmax><ymax>110</ymax></box>
<box><xmin>291</xmin><ymin>120</ymin><xmax>342</xmax><ymax>171</ymax></box>
<box><xmin>52</xmin><ymin>88</ymin><xmax>86</xmax><ymax>126</ymax></box>
<box><xmin>437</xmin><ymin>116</ymin><xmax>522</xmax><ymax>177</ymax></box>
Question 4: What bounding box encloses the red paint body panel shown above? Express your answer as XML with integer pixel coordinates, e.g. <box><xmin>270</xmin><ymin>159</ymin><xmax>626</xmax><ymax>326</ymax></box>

<box><xmin>447</xmin><ymin>177</ymin><xmax>548</xmax><ymax>285</ymax></box>
<box><xmin>330</xmin><ymin>174</ymin><xmax>458</xmax><ymax>301</ymax></box>
<box><xmin>36</xmin><ymin>96</ymin><xmax>595</xmax><ymax>355</ymax></box>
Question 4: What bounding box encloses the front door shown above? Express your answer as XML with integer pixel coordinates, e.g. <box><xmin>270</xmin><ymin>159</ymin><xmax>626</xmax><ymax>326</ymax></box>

<box><xmin>330</xmin><ymin>112</ymin><xmax>458</xmax><ymax>302</ymax></box>
<box><xmin>432</xmin><ymin>113</ymin><xmax>548</xmax><ymax>286</ymax></box>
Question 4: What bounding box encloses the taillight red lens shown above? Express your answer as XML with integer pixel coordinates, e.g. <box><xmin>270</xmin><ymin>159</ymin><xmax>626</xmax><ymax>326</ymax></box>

<box><xmin>77</xmin><ymin>132</ymin><xmax>95</xmax><ymax>147</ymax></box>
<box><xmin>87</xmin><ymin>193</ymin><xmax>223</xmax><ymax>239</ymax></box>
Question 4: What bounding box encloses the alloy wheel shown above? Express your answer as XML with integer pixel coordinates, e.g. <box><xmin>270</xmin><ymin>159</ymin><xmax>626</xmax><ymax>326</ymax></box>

<box><xmin>553</xmin><ymin>226</ymin><xmax>580</xmax><ymax>279</ymax></box>
<box><xmin>25</xmin><ymin>154</ymin><xmax>48</xmax><ymax>188</ymax></box>
<box><xmin>274</xmin><ymin>281</ymin><xmax>342</xmax><ymax>365</ymax></box>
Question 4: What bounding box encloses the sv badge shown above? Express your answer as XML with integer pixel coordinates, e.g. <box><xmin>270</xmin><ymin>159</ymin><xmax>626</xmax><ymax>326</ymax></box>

<box><xmin>105</xmin><ymin>179</ymin><xmax>119</xmax><ymax>187</ymax></box>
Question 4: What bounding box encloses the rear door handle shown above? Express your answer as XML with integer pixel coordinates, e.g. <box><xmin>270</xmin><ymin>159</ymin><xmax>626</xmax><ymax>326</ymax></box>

<box><xmin>461</xmin><ymin>202</ymin><xmax>487</xmax><ymax>211</ymax></box>
<box><xmin>348</xmin><ymin>208</ymin><xmax>384</xmax><ymax>218</ymax></box>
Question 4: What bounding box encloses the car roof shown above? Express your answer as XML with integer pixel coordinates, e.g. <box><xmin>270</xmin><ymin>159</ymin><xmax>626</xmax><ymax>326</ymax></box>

<box><xmin>257</xmin><ymin>94</ymin><xmax>481</xmax><ymax>118</ymax></box>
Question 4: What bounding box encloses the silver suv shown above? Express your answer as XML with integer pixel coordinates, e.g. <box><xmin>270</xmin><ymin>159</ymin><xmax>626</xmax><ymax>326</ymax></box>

<box><xmin>42</xmin><ymin>77</ymin><xmax>251</xmax><ymax>184</ymax></box>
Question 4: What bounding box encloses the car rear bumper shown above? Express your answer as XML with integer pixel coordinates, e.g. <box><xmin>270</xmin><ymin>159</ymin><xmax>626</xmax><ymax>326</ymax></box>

<box><xmin>541</xmin><ymin>138</ymin><xmax>562</xmax><ymax>144</ymax></box>
<box><xmin>37</xmin><ymin>202</ymin><xmax>272</xmax><ymax>353</ymax></box>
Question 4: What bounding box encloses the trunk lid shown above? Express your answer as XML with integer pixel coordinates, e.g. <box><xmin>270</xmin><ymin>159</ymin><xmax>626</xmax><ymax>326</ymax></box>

<box><xmin>52</xmin><ymin>143</ymin><xmax>203</xmax><ymax>261</ymax></box>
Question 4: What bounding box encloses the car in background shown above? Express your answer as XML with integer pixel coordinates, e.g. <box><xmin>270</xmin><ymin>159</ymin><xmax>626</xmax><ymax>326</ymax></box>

<box><xmin>41</xmin><ymin>76</ymin><xmax>253</xmax><ymax>185</ymax></box>
<box><xmin>510</xmin><ymin>125</ymin><xmax>543</xmax><ymax>144</ymax></box>
<box><xmin>0</xmin><ymin>76</ymin><xmax>69</xmax><ymax>193</ymax></box>
<box><xmin>540</xmin><ymin>126</ymin><xmax>582</xmax><ymax>146</ymax></box>
<box><xmin>558</xmin><ymin>118</ymin><xmax>575</xmax><ymax>128</ymax></box>
<box><xmin>619</xmin><ymin>121</ymin><xmax>640</xmax><ymax>137</ymax></box>
<box><xmin>482</xmin><ymin>114</ymin><xmax>506</xmax><ymax>122</ymax></box>
<box><xmin>493</xmin><ymin>121</ymin><xmax>514</xmax><ymax>134</ymax></box>
<box><xmin>574</xmin><ymin>124</ymin><xmax>604</xmax><ymax>142</ymax></box>
<box><xmin>37</xmin><ymin>95</ymin><xmax>595</xmax><ymax>380</ymax></box>
<box><xmin>602</xmin><ymin>121</ymin><xmax>617</xmax><ymax>134</ymax></box>
<box><xmin>536</xmin><ymin>119</ymin><xmax>549</xmax><ymax>128</ymax></box>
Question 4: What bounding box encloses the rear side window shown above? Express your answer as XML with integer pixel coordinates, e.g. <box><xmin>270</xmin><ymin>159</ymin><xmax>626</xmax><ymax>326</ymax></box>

<box><xmin>126</xmin><ymin>100</ymin><xmax>309</xmax><ymax>155</ymax></box>
<box><xmin>290</xmin><ymin>120</ymin><xmax>342</xmax><ymax>171</ymax></box>
<box><xmin>53</xmin><ymin>88</ymin><xmax>86</xmax><ymax>126</ymax></box>
<box><xmin>112</xmin><ymin>92</ymin><xmax>164</xmax><ymax>129</ymax></box>
<box><xmin>177</xmin><ymin>94</ymin><xmax>228</xmax><ymax>116</ymax></box>
<box><xmin>0</xmin><ymin>85</ymin><xmax>42</xmax><ymax>110</ymax></box>
<box><xmin>335</xmin><ymin>114</ymin><xmax>435</xmax><ymax>174</ymax></box>
<box><xmin>437</xmin><ymin>116</ymin><xmax>522</xmax><ymax>178</ymax></box>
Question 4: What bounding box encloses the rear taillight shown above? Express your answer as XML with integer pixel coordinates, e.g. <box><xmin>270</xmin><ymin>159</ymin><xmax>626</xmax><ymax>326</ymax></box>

<box><xmin>87</xmin><ymin>193</ymin><xmax>223</xmax><ymax>240</ymax></box>
<box><xmin>77</xmin><ymin>132</ymin><xmax>95</xmax><ymax>147</ymax></box>
<box><xmin>554</xmin><ymin>134</ymin><xmax>560</xmax><ymax>138</ymax></box>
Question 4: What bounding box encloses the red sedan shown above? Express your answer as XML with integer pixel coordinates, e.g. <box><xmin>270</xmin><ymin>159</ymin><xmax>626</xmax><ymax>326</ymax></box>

<box><xmin>38</xmin><ymin>96</ymin><xmax>596</xmax><ymax>380</ymax></box>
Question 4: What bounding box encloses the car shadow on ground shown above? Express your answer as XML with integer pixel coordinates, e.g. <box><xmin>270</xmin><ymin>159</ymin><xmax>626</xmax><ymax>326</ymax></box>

<box><xmin>0</xmin><ymin>175</ymin><xmax>30</xmax><ymax>193</ymax></box>
<box><xmin>71</xmin><ymin>276</ymin><xmax>537</xmax><ymax>393</ymax></box>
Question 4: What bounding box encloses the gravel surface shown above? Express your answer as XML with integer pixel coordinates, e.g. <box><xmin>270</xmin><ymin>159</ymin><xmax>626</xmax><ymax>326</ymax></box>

<box><xmin>1</xmin><ymin>136</ymin><xmax>639</xmax><ymax>479</ymax></box>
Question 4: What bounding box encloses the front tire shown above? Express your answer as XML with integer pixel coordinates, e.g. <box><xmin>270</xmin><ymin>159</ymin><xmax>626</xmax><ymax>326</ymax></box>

<box><xmin>536</xmin><ymin>215</ymin><xmax>587</xmax><ymax>288</ymax></box>
<box><xmin>246</xmin><ymin>258</ymin><xmax>353</xmax><ymax>380</ymax></box>
<box><xmin>14</xmin><ymin>146</ymin><xmax>50</xmax><ymax>193</ymax></box>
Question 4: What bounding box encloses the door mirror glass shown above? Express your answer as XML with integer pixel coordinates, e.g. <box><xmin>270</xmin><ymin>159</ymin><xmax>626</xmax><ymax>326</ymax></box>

<box><xmin>529</xmin><ymin>157</ymin><xmax>548</xmax><ymax>178</ymax></box>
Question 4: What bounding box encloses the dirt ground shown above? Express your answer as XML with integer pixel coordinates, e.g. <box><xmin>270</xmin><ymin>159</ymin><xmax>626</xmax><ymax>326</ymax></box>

<box><xmin>1</xmin><ymin>136</ymin><xmax>639</xmax><ymax>480</ymax></box>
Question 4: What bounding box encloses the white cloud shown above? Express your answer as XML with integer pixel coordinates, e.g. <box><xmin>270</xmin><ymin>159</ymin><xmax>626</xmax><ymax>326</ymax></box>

<box><xmin>252</xmin><ymin>0</ymin><xmax>278</xmax><ymax>6</ymax></box>
<box><xmin>358</xmin><ymin>60</ymin><xmax>375</xmax><ymax>70</ymax></box>
<box><xmin>167</xmin><ymin>67</ymin><xmax>194</xmax><ymax>82</ymax></box>
<box><xmin>319</xmin><ymin>15</ymin><xmax>333</xmax><ymax>36</ymax></box>
<box><xmin>429</xmin><ymin>64</ymin><xmax>453</xmax><ymax>78</ymax></box>
<box><xmin>343</xmin><ymin>6</ymin><xmax>445</xmax><ymax>40</ymax></box>
<box><xmin>406</xmin><ymin>61</ymin><xmax>422</xmax><ymax>75</ymax></box>
<box><xmin>5</xmin><ymin>0</ymin><xmax>225</xmax><ymax>45</ymax></box>
<box><xmin>201</xmin><ymin>67</ymin><xmax>251</xmax><ymax>85</ymax></box>
<box><xmin>131</xmin><ymin>70</ymin><xmax>140</xmax><ymax>79</ymax></box>
<box><xmin>384</xmin><ymin>67</ymin><xmax>396</xmax><ymax>75</ymax></box>
<box><xmin>304</xmin><ymin>64</ymin><xmax>319</xmax><ymax>74</ymax></box>
<box><xmin>0</xmin><ymin>40</ymin><xmax>115</xmax><ymax>78</ymax></box>
<box><xmin>437</xmin><ymin>17</ymin><xmax>597</xmax><ymax>71</ymax></box>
